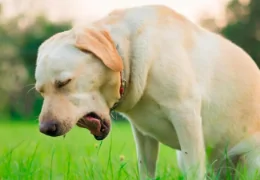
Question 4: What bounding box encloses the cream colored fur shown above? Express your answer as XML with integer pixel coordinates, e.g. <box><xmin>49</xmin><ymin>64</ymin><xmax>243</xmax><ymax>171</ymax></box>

<box><xmin>35</xmin><ymin>5</ymin><xmax>260</xmax><ymax>180</ymax></box>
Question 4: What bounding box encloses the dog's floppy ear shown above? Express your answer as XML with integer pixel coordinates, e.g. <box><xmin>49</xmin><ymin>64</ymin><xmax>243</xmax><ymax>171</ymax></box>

<box><xmin>75</xmin><ymin>28</ymin><xmax>123</xmax><ymax>72</ymax></box>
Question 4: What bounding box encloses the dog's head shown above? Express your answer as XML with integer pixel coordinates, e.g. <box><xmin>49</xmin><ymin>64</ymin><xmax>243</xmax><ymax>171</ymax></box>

<box><xmin>35</xmin><ymin>28</ymin><xmax>123</xmax><ymax>140</ymax></box>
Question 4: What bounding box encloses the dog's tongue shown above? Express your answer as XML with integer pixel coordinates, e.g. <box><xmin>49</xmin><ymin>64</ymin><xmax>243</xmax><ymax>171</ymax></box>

<box><xmin>83</xmin><ymin>116</ymin><xmax>101</xmax><ymax>136</ymax></box>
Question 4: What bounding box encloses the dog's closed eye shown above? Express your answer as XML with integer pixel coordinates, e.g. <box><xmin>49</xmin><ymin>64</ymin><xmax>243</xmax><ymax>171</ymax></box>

<box><xmin>55</xmin><ymin>79</ymin><xmax>72</xmax><ymax>88</ymax></box>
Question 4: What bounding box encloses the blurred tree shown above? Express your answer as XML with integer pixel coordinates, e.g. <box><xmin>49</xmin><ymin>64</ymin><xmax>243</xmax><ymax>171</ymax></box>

<box><xmin>221</xmin><ymin>0</ymin><xmax>260</xmax><ymax>66</ymax></box>
<box><xmin>16</xmin><ymin>16</ymin><xmax>71</xmax><ymax>119</ymax></box>
<box><xmin>0</xmin><ymin>4</ymin><xmax>71</xmax><ymax>120</ymax></box>
<box><xmin>201</xmin><ymin>0</ymin><xmax>260</xmax><ymax>66</ymax></box>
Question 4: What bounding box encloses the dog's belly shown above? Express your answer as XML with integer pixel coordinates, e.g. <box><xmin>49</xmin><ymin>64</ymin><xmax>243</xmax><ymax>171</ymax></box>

<box><xmin>126</xmin><ymin>96</ymin><xmax>181</xmax><ymax>149</ymax></box>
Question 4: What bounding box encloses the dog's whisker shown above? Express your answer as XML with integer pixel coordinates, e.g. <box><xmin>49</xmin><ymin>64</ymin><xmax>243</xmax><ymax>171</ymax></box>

<box><xmin>27</xmin><ymin>86</ymin><xmax>36</xmax><ymax>94</ymax></box>
<box><xmin>23</xmin><ymin>83</ymin><xmax>35</xmax><ymax>88</ymax></box>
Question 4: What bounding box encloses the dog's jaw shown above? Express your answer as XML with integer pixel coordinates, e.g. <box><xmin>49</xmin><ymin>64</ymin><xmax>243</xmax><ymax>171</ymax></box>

<box><xmin>76</xmin><ymin>112</ymin><xmax>111</xmax><ymax>140</ymax></box>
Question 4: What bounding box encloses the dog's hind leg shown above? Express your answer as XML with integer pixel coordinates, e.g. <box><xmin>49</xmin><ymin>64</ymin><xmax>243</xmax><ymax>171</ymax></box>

<box><xmin>226</xmin><ymin>132</ymin><xmax>260</xmax><ymax>179</ymax></box>
<box><xmin>238</xmin><ymin>148</ymin><xmax>260</xmax><ymax>179</ymax></box>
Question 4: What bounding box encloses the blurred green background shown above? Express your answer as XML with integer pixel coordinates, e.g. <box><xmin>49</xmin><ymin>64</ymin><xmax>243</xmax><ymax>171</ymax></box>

<box><xmin>0</xmin><ymin>0</ymin><xmax>260</xmax><ymax>179</ymax></box>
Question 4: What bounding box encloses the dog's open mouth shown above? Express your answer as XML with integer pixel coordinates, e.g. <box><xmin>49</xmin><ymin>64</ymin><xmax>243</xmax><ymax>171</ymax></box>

<box><xmin>76</xmin><ymin>112</ymin><xmax>110</xmax><ymax>140</ymax></box>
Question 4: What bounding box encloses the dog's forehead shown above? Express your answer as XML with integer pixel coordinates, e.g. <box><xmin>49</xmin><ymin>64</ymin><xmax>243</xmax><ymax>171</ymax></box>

<box><xmin>35</xmin><ymin>40</ymin><xmax>87</xmax><ymax>83</ymax></box>
<box><xmin>35</xmin><ymin>30</ymin><xmax>107</xmax><ymax>89</ymax></box>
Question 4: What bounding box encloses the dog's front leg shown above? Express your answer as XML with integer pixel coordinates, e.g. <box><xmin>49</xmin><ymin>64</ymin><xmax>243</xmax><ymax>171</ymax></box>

<box><xmin>170</xmin><ymin>101</ymin><xmax>206</xmax><ymax>180</ymax></box>
<box><xmin>131</xmin><ymin>124</ymin><xmax>159</xmax><ymax>180</ymax></box>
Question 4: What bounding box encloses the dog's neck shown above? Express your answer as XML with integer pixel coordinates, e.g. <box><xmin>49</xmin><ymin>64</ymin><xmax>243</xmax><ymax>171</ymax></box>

<box><xmin>104</xmin><ymin>26</ymin><xmax>147</xmax><ymax>113</ymax></box>
<box><xmin>109</xmin><ymin>34</ymin><xmax>133</xmax><ymax>112</ymax></box>
<box><xmin>110</xmin><ymin>44</ymin><xmax>130</xmax><ymax>112</ymax></box>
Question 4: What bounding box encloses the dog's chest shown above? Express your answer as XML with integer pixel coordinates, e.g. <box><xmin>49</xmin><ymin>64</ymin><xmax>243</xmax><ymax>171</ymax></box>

<box><xmin>126</xmin><ymin>96</ymin><xmax>180</xmax><ymax>149</ymax></box>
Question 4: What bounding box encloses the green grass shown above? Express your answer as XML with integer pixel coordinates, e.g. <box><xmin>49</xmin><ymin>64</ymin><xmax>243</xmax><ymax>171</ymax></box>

<box><xmin>0</xmin><ymin>121</ymin><xmax>258</xmax><ymax>180</ymax></box>
<box><xmin>0</xmin><ymin>121</ymin><xmax>181</xmax><ymax>180</ymax></box>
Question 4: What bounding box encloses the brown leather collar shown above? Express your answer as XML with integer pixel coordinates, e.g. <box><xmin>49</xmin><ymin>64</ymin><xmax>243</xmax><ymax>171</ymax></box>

<box><xmin>110</xmin><ymin>71</ymin><xmax>126</xmax><ymax>111</ymax></box>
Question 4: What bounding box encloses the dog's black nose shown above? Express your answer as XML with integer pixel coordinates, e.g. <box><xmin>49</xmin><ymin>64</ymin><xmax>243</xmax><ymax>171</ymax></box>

<box><xmin>39</xmin><ymin>122</ymin><xmax>59</xmax><ymax>136</ymax></box>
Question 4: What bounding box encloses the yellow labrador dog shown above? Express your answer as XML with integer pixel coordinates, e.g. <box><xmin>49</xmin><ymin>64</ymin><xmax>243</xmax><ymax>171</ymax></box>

<box><xmin>35</xmin><ymin>5</ymin><xmax>260</xmax><ymax>179</ymax></box>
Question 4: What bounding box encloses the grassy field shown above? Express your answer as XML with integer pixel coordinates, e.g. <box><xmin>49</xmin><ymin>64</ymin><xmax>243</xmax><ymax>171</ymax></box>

<box><xmin>1</xmin><ymin>121</ymin><xmax>257</xmax><ymax>180</ymax></box>
<box><xmin>0</xmin><ymin>121</ymin><xmax>181</xmax><ymax>180</ymax></box>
